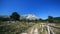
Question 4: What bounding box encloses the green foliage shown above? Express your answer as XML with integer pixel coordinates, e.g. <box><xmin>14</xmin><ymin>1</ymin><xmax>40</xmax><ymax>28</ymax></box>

<box><xmin>53</xmin><ymin>17</ymin><xmax>60</xmax><ymax>23</ymax></box>
<box><xmin>48</xmin><ymin>16</ymin><xmax>54</xmax><ymax>23</ymax></box>
<box><xmin>39</xmin><ymin>18</ymin><xmax>43</xmax><ymax>22</ymax></box>
<box><xmin>10</xmin><ymin>12</ymin><xmax>20</xmax><ymax>21</ymax></box>
<box><xmin>47</xmin><ymin>16</ymin><xmax>60</xmax><ymax>23</ymax></box>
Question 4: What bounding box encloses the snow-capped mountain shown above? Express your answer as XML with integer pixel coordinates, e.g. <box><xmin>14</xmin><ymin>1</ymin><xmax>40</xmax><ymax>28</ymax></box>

<box><xmin>20</xmin><ymin>14</ymin><xmax>38</xmax><ymax>20</ymax></box>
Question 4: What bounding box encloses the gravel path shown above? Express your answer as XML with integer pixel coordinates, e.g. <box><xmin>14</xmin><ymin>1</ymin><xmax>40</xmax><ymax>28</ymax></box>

<box><xmin>22</xmin><ymin>23</ymin><xmax>59</xmax><ymax>34</ymax></box>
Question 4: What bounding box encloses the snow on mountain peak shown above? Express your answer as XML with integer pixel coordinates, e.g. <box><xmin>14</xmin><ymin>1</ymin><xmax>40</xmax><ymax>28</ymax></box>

<box><xmin>20</xmin><ymin>14</ymin><xmax>38</xmax><ymax>20</ymax></box>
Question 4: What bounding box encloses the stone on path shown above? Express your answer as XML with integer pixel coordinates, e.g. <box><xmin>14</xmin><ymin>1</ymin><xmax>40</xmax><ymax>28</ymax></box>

<box><xmin>30</xmin><ymin>28</ymin><xmax>34</xmax><ymax>34</ymax></box>
<box><xmin>47</xmin><ymin>26</ymin><xmax>50</xmax><ymax>34</ymax></box>
<box><xmin>34</xmin><ymin>28</ymin><xmax>38</xmax><ymax>34</ymax></box>
<box><xmin>21</xmin><ymin>33</ymin><xmax>27</xmax><ymax>34</ymax></box>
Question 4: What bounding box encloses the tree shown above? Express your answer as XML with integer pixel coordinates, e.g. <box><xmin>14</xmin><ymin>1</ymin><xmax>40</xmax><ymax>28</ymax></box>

<box><xmin>39</xmin><ymin>18</ymin><xmax>42</xmax><ymax>21</ymax></box>
<box><xmin>10</xmin><ymin>12</ymin><xmax>20</xmax><ymax>21</ymax></box>
<box><xmin>48</xmin><ymin>16</ymin><xmax>53</xmax><ymax>23</ymax></box>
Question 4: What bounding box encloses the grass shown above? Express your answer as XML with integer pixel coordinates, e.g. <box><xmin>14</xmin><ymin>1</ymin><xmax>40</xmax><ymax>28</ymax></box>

<box><xmin>0</xmin><ymin>21</ymin><xmax>35</xmax><ymax>34</ymax></box>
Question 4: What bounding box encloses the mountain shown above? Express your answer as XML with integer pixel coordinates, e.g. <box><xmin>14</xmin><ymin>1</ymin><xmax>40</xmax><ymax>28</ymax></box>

<box><xmin>20</xmin><ymin>14</ymin><xmax>38</xmax><ymax>20</ymax></box>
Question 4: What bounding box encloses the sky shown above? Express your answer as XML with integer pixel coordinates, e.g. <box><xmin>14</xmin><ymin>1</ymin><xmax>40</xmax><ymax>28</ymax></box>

<box><xmin>0</xmin><ymin>0</ymin><xmax>60</xmax><ymax>19</ymax></box>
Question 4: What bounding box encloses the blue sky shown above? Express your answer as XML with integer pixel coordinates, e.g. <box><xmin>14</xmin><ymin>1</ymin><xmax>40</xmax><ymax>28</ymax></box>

<box><xmin>0</xmin><ymin>0</ymin><xmax>60</xmax><ymax>19</ymax></box>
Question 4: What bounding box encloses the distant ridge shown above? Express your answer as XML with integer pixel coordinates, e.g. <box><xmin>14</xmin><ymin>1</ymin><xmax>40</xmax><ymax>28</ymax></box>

<box><xmin>0</xmin><ymin>14</ymin><xmax>38</xmax><ymax>21</ymax></box>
